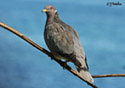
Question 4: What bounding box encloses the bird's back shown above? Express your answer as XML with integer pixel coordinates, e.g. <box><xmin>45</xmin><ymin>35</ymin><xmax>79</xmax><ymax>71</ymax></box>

<box><xmin>54</xmin><ymin>13</ymin><xmax>86</xmax><ymax>59</ymax></box>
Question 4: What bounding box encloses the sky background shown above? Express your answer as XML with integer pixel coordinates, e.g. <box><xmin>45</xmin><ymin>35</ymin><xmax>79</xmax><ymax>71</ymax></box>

<box><xmin>0</xmin><ymin>0</ymin><xmax>125</xmax><ymax>88</ymax></box>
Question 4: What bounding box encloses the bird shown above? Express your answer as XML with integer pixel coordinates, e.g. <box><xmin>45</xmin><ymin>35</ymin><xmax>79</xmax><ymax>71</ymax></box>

<box><xmin>42</xmin><ymin>5</ymin><xmax>94</xmax><ymax>83</ymax></box>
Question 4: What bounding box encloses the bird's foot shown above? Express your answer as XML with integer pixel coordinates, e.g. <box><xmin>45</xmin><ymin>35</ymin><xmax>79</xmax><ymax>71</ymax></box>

<box><xmin>63</xmin><ymin>60</ymin><xmax>70</xmax><ymax>70</ymax></box>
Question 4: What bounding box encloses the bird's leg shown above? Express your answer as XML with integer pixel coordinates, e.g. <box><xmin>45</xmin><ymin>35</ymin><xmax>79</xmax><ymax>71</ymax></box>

<box><xmin>63</xmin><ymin>60</ymin><xmax>70</xmax><ymax>69</ymax></box>
<box><xmin>50</xmin><ymin>53</ymin><xmax>55</xmax><ymax>60</ymax></box>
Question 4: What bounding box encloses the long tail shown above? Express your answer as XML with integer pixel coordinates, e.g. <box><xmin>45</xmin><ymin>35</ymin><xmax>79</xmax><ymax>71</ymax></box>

<box><xmin>78</xmin><ymin>67</ymin><xmax>94</xmax><ymax>83</ymax></box>
<box><xmin>74</xmin><ymin>57</ymin><xmax>94</xmax><ymax>83</ymax></box>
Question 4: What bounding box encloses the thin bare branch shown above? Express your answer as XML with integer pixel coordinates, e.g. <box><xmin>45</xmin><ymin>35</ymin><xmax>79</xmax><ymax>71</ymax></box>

<box><xmin>92</xmin><ymin>74</ymin><xmax>125</xmax><ymax>78</ymax></box>
<box><xmin>0</xmin><ymin>22</ymin><xmax>98</xmax><ymax>88</ymax></box>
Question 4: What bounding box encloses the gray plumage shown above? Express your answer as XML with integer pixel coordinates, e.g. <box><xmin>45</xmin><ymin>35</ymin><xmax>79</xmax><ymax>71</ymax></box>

<box><xmin>43</xmin><ymin>5</ymin><xmax>94</xmax><ymax>82</ymax></box>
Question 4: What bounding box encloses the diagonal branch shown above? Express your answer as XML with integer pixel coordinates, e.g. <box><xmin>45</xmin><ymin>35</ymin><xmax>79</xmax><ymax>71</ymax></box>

<box><xmin>1</xmin><ymin>22</ymin><xmax>125</xmax><ymax>87</ymax></box>
<box><xmin>0</xmin><ymin>22</ymin><xmax>98</xmax><ymax>88</ymax></box>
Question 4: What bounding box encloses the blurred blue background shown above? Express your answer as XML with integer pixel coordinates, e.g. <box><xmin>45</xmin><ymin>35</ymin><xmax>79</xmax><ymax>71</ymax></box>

<box><xmin>0</xmin><ymin>0</ymin><xmax>125</xmax><ymax>88</ymax></box>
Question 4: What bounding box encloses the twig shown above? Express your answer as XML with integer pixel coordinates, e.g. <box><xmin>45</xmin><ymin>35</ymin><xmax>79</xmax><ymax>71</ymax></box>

<box><xmin>92</xmin><ymin>74</ymin><xmax>125</xmax><ymax>78</ymax></box>
<box><xmin>0</xmin><ymin>22</ymin><xmax>98</xmax><ymax>88</ymax></box>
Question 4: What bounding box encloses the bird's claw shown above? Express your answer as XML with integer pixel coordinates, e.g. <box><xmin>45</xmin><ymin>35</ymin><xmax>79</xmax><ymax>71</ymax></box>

<box><xmin>63</xmin><ymin>60</ymin><xmax>70</xmax><ymax>70</ymax></box>
<box><xmin>63</xmin><ymin>62</ymin><xmax>67</xmax><ymax>70</ymax></box>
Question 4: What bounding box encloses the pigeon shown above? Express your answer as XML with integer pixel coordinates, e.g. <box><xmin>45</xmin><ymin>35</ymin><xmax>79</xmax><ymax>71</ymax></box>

<box><xmin>42</xmin><ymin>5</ymin><xmax>94</xmax><ymax>83</ymax></box>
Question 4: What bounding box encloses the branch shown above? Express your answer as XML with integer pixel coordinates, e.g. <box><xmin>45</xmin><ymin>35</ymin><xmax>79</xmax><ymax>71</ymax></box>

<box><xmin>92</xmin><ymin>74</ymin><xmax>125</xmax><ymax>78</ymax></box>
<box><xmin>0</xmin><ymin>22</ymin><xmax>98</xmax><ymax>88</ymax></box>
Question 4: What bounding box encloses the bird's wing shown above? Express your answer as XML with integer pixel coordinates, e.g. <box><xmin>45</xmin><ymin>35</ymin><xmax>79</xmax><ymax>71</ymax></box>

<box><xmin>60</xmin><ymin>22</ymin><xmax>87</xmax><ymax>67</ymax></box>
<box><xmin>44</xmin><ymin>23</ymin><xmax>74</xmax><ymax>59</ymax></box>
<box><xmin>62</xmin><ymin>23</ymin><xmax>85</xmax><ymax>58</ymax></box>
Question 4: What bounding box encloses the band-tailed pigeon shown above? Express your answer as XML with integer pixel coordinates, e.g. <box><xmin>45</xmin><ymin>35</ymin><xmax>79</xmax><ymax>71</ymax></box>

<box><xmin>42</xmin><ymin>5</ymin><xmax>94</xmax><ymax>83</ymax></box>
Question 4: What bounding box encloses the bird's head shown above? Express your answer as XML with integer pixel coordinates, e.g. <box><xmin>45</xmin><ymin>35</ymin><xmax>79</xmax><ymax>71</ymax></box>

<box><xmin>42</xmin><ymin>5</ymin><xmax>57</xmax><ymax>17</ymax></box>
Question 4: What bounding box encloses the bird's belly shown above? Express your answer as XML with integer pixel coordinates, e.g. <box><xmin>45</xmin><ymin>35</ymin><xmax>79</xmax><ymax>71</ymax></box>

<box><xmin>52</xmin><ymin>52</ymin><xmax>68</xmax><ymax>60</ymax></box>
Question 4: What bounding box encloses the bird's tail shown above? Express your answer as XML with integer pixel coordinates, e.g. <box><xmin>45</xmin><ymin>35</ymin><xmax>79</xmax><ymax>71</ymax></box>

<box><xmin>74</xmin><ymin>57</ymin><xmax>94</xmax><ymax>83</ymax></box>
<box><xmin>77</xmin><ymin>67</ymin><xmax>94</xmax><ymax>83</ymax></box>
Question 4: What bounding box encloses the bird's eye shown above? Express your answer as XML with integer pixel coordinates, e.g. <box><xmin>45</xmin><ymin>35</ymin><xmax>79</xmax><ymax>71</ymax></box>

<box><xmin>50</xmin><ymin>7</ymin><xmax>53</xmax><ymax>9</ymax></box>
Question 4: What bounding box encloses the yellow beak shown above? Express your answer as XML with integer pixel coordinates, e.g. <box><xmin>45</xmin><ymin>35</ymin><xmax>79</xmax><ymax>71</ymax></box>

<box><xmin>42</xmin><ymin>9</ymin><xmax>47</xmax><ymax>13</ymax></box>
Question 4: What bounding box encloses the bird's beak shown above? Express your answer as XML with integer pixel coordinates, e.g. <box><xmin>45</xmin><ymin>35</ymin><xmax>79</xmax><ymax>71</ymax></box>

<box><xmin>42</xmin><ymin>9</ymin><xmax>47</xmax><ymax>13</ymax></box>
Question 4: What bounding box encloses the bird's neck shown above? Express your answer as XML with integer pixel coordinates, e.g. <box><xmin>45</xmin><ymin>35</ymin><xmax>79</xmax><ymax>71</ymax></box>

<box><xmin>54</xmin><ymin>12</ymin><xmax>61</xmax><ymax>21</ymax></box>
<box><xmin>46</xmin><ymin>14</ymin><xmax>54</xmax><ymax>25</ymax></box>
<box><xmin>46</xmin><ymin>12</ymin><xmax>61</xmax><ymax>25</ymax></box>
